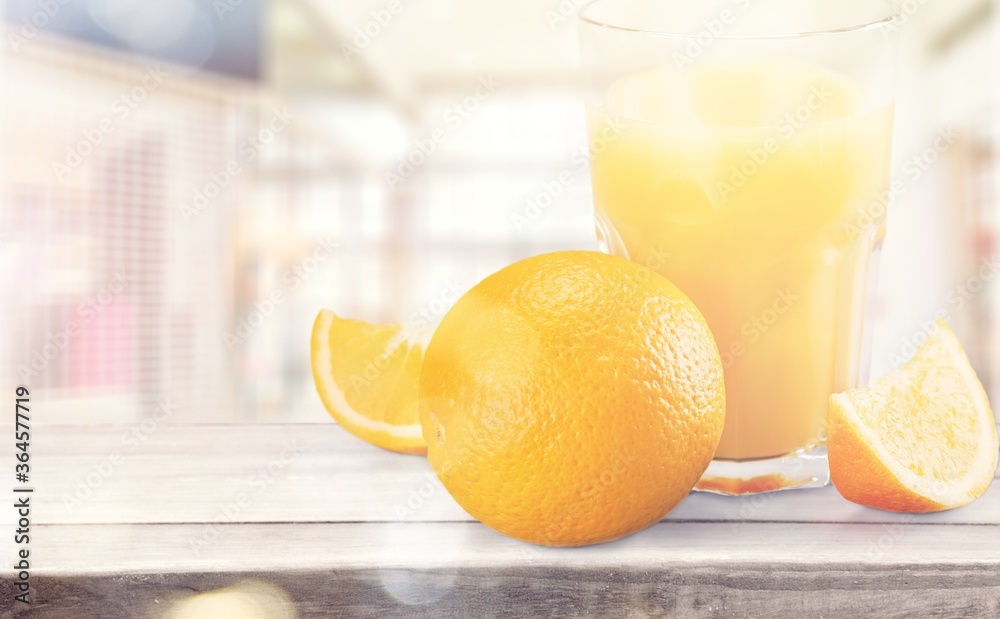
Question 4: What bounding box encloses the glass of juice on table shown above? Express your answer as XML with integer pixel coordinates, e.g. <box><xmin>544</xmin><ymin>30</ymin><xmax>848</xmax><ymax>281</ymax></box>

<box><xmin>578</xmin><ymin>1</ymin><xmax>899</xmax><ymax>494</ymax></box>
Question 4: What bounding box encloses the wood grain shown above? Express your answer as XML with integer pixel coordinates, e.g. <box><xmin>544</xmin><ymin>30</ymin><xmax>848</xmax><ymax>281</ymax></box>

<box><xmin>5</xmin><ymin>424</ymin><xmax>998</xmax><ymax>618</ymax></box>
<box><xmin>4</xmin><ymin>522</ymin><xmax>999</xmax><ymax>618</ymax></box>
<box><xmin>7</xmin><ymin>569</ymin><xmax>1000</xmax><ymax>619</ymax></box>
<box><xmin>29</xmin><ymin>424</ymin><xmax>1000</xmax><ymax>526</ymax></box>
<box><xmin>28</xmin><ymin>520</ymin><xmax>1000</xmax><ymax>574</ymax></box>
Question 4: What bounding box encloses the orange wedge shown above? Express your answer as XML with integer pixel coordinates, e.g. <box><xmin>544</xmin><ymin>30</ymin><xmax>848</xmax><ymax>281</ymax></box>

<box><xmin>311</xmin><ymin>309</ymin><xmax>427</xmax><ymax>454</ymax></box>
<box><xmin>829</xmin><ymin>319</ymin><xmax>998</xmax><ymax>512</ymax></box>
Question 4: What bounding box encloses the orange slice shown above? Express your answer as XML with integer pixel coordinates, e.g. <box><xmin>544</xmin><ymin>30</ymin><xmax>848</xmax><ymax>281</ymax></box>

<box><xmin>310</xmin><ymin>309</ymin><xmax>427</xmax><ymax>454</ymax></box>
<box><xmin>829</xmin><ymin>319</ymin><xmax>998</xmax><ymax>512</ymax></box>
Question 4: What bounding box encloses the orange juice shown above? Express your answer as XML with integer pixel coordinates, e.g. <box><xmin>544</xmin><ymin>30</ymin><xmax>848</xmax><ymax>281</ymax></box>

<box><xmin>588</xmin><ymin>63</ymin><xmax>893</xmax><ymax>460</ymax></box>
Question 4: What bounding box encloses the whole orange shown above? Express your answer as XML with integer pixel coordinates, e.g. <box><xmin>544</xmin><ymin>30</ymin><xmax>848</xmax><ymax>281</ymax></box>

<box><xmin>418</xmin><ymin>250</ymin><xmax>725</xmax><ymax>546</ymax></box>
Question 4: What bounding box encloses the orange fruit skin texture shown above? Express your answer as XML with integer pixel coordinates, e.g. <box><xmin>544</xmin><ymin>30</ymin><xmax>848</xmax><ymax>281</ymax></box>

<box><xmin>828</xmin><ymin>320</ymin><xmax>999</xmax><ymax>513</ymax></box>
<box><xmin>418</xmin><ymin>250</ymin><xmax>726</xmax><ymax>546</ymax></box>
<box><xmin>829</xmin><ymin>411</ymin><xmax>946</xmax><ymax>513</ymax></box>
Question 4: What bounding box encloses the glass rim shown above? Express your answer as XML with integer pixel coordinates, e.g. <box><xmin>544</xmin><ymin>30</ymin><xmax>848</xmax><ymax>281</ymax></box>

<box><xmin>577</xmin><ymin>0</ymin><xmax>901</xmax><ymax>40</ymax></box>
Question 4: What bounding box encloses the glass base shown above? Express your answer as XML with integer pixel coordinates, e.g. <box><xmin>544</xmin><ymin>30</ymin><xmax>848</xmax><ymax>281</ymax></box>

<box><xmin>695</xmin><ymin>445</ymin><xmax>830</xmax><ymax>495</ymax></box>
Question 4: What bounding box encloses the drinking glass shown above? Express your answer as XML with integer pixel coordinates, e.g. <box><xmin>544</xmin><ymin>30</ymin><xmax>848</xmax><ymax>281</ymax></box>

<box><xmin>578</xmin><ymin>0</ymin><xmax>899</xmax><ymax>493</ymax></box>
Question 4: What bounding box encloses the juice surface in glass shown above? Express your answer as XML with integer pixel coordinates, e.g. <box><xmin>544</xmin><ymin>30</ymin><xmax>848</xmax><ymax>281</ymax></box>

<box><xmin>588</xmin><ymin>62</ymin><xmax>893</xmax><ymax>460</ymax></box>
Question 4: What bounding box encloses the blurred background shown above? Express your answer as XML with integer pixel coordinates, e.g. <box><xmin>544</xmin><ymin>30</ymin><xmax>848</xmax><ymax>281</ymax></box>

<box><xmin>0</xmin><ymin>0</ymin><xmax>997</xmax><ymax>424</ymax></box>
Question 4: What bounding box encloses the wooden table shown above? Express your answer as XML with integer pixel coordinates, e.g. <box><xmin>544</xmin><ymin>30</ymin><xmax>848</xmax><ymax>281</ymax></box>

<box><xmin>5</xmin><ymin>424</ymin><xmax>1000</xmax><ymax>618</ymax></box>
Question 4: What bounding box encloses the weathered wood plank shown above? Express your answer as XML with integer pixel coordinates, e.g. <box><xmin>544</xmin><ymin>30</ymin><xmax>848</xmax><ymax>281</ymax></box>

<box><xmin>6</xmin><ymin>566</ymin><xmax>1000</xmax><ymax>619</ymax></box>
<box><xmin>29</xmin><ymin>521</ymin><xmax>1000</xmax><ymax>574</ymax></box>
<box><xmin>3</xmin><ymin>521</ymin><xmax>998</xmax><ymax>618</ymax></box>
<box><xmin>28</xmin><ymin>424</ymin><xmax>1000</xmax><ymax>526</ymax></box>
